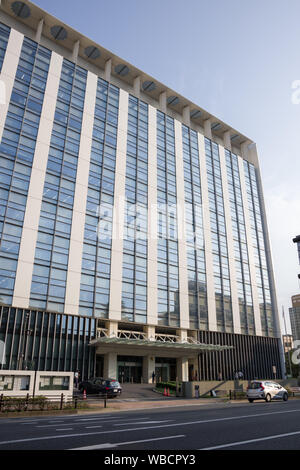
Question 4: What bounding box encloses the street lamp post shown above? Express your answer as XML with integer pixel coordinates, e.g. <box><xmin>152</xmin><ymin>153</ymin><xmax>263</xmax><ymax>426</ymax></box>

<box><xmin>18</xmin><ymin>312</ymin><xmax>31</xmax><ymax>370</ymax></box>
<box><xmin>292</xmin><ymin>235</ymin><xmax>300</xmax><ymax>281</ymax></box>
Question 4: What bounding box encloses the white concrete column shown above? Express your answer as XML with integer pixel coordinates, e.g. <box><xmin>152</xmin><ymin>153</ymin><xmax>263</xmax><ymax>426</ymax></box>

<box><xmin>176</xmin><ymin>328</ymin><xmax>188</xmax><ymax>343</ymax></box>
<box><xmin>176</xmin><ymin>357</ymin><xmax>189</xmax><ymax>382</ymax></box>
<box><xmin>223</xmin><ymin>131</ymin><xmax>231</xmax><ymax>150</ymax></box>
<box><xmin>143</xmin><ymin>355</ymin><xmax>156</xmax><ymax>384</ymax></box>
<box><xmin>143</xmin><ymin>325</ymin><xmax>155</xmax><ymax>341</ymax></box>
<box><xmin>198</xmin><ymin>133</ymin><xmax>217</xmax><ymax>332</ymax></box>
<box><xmin>106</xmin><ymin>320</ymin><xmax>118</xmax><ymax>337</ymax></box>
<box><xmin>147</xmin><ymin>105</ymin><xmax>158</xmax><ymax>325</ymax></box>
<box><xmin>159</xmin><ymin>91</ymin><xmax>167</xmax><ymax>113</ymax></box>
<box><xmin>238</xmin><ymin>148</ymin><xmax>262</xmax><ymax>336</ymax></box>
<box><xmin>12</xmin><ymin>52</ymin><xmax>63</xmax><ymax>308</ymax></box>
<box><xmin>174</xmin><ymin>120</ymin><xmax>189</xmax><ymax>329</ymax></box>
<box><xmin>182</xmin><ymin>105</ymin><xmax>190</xmax><ymax>127</ymax></box>
<box><xmin>103</xmin><ymin>352</ymin><xmax>117</xmax><ymax>379</ymax></box>
<box><xmin>72</xmin><ymin>40</ymin><xmax>80</xmax><ymax>63</ymax></box>
<box><xmin>203</xmin><ymin>119</ymin><xmax>212</xmax><ymax>139</ymax></box>
<box><xmin>35</xmin><ymin>18</ymin><xmax>44</xmax><ymax>43</ymax></box>
<box><xmin>189</xmin><ymin>357</ymin><xmax>199</xmax><ymax>381</ymax></box>
<box><xmin>64</xmin><ymin>71</ymin><xmax>98</xmax><ymax>315</ymax></box>
<box><xmin>133</xmin><ymin>76</ymin><xmax>141</xmax><ymax>98</ymax></box>
<box><xmin>219</xmin><ymin>145</ymin><xmax>241</xmax><ymax>334</ymax></box>
<box><xmin>0</xmin><ymin>29</ymin><xmax>24</xmax><ymax>141</ymax></box>
<box><xmin>108</xmin><ymin>89</ymin><xmax>129</xmax><ymax>321</ymax></box>
<box><xmin>104</xmin><ymin>59</ymin><xmax>112</xmax><ymax>82</ymax></box>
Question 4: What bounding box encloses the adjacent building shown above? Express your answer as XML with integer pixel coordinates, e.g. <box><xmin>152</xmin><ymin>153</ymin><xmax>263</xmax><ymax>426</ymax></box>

<box><xmin>289</xmin><ymin>295</ymin><xmax>300</xmax><ymax>343</ymax></box>
<box><xmin>282</xmin><ymin>334</ymin><xmax>293</xmax><ymax>354</ymax></box>
<box><xmin>0</xmin><ymin>0</ymin><xmax>284</xmax><ymax>382</ymax></box>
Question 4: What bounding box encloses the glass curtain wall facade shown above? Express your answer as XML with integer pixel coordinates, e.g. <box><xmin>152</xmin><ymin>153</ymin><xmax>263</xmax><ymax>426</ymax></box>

<box><xmin>205</xmin><ymin>138</ymin><xmax>234</xmax><ymax>333</ymax></box>
<box><xmin>243</xmin><ymin>161</ymin><xmax>274</xmax><ymax>337</ymax></box>
<box><xmin>0</xmin><ymin>22</ymin><xmax>10</xmax><ymax>73</ymax></box>
<box><xmin>0</xmin><ymin>3</ymin><xmax>284</xmax><ymax>381</ymax></box>
<box><xmin>182</xmin><ymin>125</ymin><xmax>208</xmax><ymax>330</ymax></box>
<box><xmin>121</xmin><ymin>96</ymin><xmax>148</xmax><ymax>324</ymax></box>
<box><xmin>0</xmin><ymin>37</ymin><xmax>51</xmax><ymax>306</ymax></box>
<box><xmin>225</xmin><ymin>150</ymin><xmax>255</xmax><ymax>335</ymax></box>
<box><xmin>156</xmin><ymin>111</ymin><xmax>180</xmax><ymax>327</ymax></box>
<box><xmin>29</xmin><ymin>60</ymin><xmax>87</xmax><ymax>313</ymax></box>
<box><xmin>79</xmin><ymin>79</ymin><xmax>119</xmax><ymax>318</ymax></box>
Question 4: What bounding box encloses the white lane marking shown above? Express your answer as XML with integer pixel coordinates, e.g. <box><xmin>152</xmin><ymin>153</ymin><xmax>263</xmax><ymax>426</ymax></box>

<box><xmin>70</xmin><ymin>434</ymin><xmax>185</xmax><ymax>450</ymax></box>
<box><xmin>37</xmin><ymin>425</ymin><xmax>69</xmax><ymax>428</ymax></box>
<box><xmin>1</xmin><ymin>407</ymin><xmax>300</xmax><ymax>446</ymax></box>
<box><xmin>201</xmin><ymin>430</ymin><xmax>300</xmax><ymax>450</ymax></box>
<box><xmin>20</xmin><ymin>422</ymin><xmax>39</xmax><ymax>425</ymax></box>
<box><xmin>37</xmin><ymin>417</ymin><xmax>151</xmax><ymax>428</ymax></box>
<box><xmin>85</xmin><ymin>426</ymin><xmax>103</xmax><ymax>429</ymax></box>
<box><xmin>73</xmin><ymin>417</ymin><xmax>116</xmax><ymax>422</ymax></box>
<box><xmin>113</xmin><ymin>420</ymin><xmax>173</xmax><ymax>426</ymax></box>
<box><xmin>56</xmin><ymin>428</ymin><xmax>73</xmax><ymax>432</ymax></box>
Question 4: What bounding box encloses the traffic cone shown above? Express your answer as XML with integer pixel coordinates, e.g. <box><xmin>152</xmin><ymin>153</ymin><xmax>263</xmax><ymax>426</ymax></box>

<box><xmin>83</xmin><ymin>389</ymin><xmax>87</xmax><ymax>400</ymax></box>
<box><xmin>163</xmin><ymin>387</ymin><xmax>167</xmax><ymax>396</ymax></box>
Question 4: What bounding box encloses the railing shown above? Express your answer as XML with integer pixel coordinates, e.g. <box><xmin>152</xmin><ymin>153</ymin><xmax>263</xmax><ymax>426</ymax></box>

<box><xmin>118</xmin><ymin>330</ymin><xmax>147</xmax><ymax>340</ymax></box>
<box><xmin>155</xmin><ymin>333</ymin><xmax>179</xmax><ymax>343</ymax></box>
<box><xmin>289</xmin><ymin>387</ymin><xmax>300</xmax><ymax>397</ymax></box>
<box><xmin>97</xmin><ymin>328</ymin><xmax>109</xmax><ymax>338</ymax></box>
<box><xmin>0</xmin><ymin>392</ymin><xmax>112</xmax><ymax>412</ymax></box>
<box><xmin>95</xmin><ymin>328</ymin><xmax>204</xmax><ymax>345</ymax></box>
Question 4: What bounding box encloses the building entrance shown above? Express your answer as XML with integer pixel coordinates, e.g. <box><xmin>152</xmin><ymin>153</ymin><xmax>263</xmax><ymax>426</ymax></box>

<box><xmin>117</xmin><ymin>356</ymin><xmax>143</xmax><ymax>383</ymax></box>
<box><xmin>155</xmin><ymin>357</ymin><xmax>176</xmax><ymax>382</ymax></box>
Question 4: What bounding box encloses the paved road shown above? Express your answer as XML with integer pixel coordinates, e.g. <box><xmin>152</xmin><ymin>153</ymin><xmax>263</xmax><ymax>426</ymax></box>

<box><xmin>1</xmin><ymin>400</ymin><xmax>300</xmax><ymax>450</ymax></box>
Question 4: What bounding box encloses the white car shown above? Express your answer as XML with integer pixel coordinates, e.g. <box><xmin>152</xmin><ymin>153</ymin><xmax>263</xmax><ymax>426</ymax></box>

<box><xmin>247</xmin><ymin>380</ymin><xmax>288</xmax><ymax>403</ymax></box>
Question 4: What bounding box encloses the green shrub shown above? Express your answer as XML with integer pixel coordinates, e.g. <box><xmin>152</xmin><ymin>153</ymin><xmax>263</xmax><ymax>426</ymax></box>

<box><xmin>156</xmin><ymin>381</ymin><xmax>181</xmax><ymax>393</ymax></box>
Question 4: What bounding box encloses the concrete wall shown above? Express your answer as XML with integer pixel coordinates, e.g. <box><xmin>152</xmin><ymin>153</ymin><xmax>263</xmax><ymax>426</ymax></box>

<box><xmin>182</xmin><ymin>378</ymin><xmax>299</xmax><ymax>398</ymax></box>
<box><xmin>0</xmin><ymin>370</ymin><xmax>74</xmax><ymax>398</ymax></box>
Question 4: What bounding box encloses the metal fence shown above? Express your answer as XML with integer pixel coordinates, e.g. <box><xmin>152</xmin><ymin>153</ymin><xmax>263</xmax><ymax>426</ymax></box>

<box><xmin>0</xmin><ymin>392</ymin><xmax>110</xmax><ymax>412</ymax></box>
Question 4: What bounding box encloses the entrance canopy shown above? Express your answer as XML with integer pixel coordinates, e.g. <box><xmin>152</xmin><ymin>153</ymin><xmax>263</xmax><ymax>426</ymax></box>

<box><xmin>90</xmin><ymin>329</ymin><xmax>234</xmax><ymax>358</ymax></box>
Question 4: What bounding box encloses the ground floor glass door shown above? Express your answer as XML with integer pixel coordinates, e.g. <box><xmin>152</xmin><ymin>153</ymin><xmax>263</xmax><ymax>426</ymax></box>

<box><xmin>117</xmin><ymin>356</ymin><xmax>143</xmax><ymax>383</ymax></box>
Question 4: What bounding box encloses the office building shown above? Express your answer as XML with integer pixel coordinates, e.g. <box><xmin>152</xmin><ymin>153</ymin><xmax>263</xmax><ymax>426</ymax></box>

<box><xmin>289</xmin><ymin>295</ymin><xmax>300</xmax><ymax>343</ymax></box>
<box><xmin>0</xmin><ymin>0</ymin><xmax>284</xmax><ymax>381</ymax></box>
<box><xmin>282</xmin><ymin>334</ymin><xmax>293</xmax><ymax>354</ymax></box>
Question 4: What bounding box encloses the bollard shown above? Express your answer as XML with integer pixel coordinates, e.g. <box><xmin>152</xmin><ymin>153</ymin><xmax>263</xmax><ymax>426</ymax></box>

<box><xmin>0</xmin><ymin>394</ymin><xmax>3</xmax><ymax>412</ymax></box>
<box><xmin>74</xmin><ymin>397</ymin><xmax>78</xmax><ymax>409</ymax></box>
<box><xmin>104</xmin><ymin>393</ymin><xmax>107</xmax><ymax>408</ymax></box>
<box><xmin>25</xmin><ymin>393</ymin><xmax>29</xmax><ymax>411</ymax></box>
<box><xmin>60</xmin><ymin>393</ymin><xmax>64</xmax><ymax>410</ymax></box>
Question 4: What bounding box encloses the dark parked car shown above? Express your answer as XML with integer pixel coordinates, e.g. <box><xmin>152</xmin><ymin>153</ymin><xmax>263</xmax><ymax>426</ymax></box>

<box><xmin>79</xmin><ymin>377</ymin><xmax>122</xmax><ymax>398</ymax></box>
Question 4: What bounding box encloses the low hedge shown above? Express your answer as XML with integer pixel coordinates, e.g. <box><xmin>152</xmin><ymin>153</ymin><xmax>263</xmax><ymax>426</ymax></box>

<box><xmin>0</xmin><ymin>396</ymin><xmax>48</xmax><ymax>412</ymax></box>
<box><xmin>156</xmin><ymin>381</ymin><xmax>181</xmax><ymax>392</ymax></box>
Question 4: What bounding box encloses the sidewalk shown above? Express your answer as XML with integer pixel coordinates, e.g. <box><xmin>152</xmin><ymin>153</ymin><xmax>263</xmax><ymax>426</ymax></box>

<box><xmin>81</xmin><ymin>396</ymin><xmax>228</xmax><ymax>413</ymax></box>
